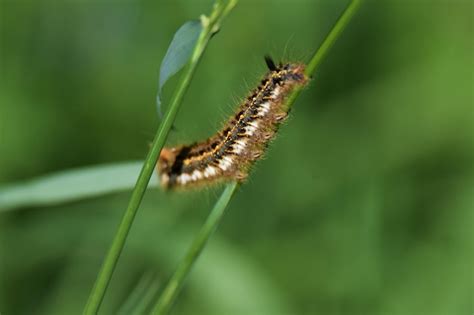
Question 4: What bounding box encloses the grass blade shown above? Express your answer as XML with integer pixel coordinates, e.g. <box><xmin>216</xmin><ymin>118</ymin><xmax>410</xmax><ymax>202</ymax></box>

<box><xmin>0</xmin><ymin>161</ymin><xmax>153</xmax><ymax>211</ymax></box>
<box><xmin>116</xmin><ymin>271</ymin><xmax>158</xmax><ymax>315</ymax></box>
<box><xmin>130</xmin><ymin>281</ymin><xmax>161</xmax><ymax>315</ymax></box>
<box><xmin>283</xmin><ymin>0</ymin><xmax>362</xmax><ymax>111</ymax></box>
<box><xmin>306</xmin><ymin>0</ymin><xmax>362</xmax><ymax>76</ymax></box>
<box><xmin>150</xmin><ymin>182</ymin><xmax>239</xmax><ymax>315</ymax></box>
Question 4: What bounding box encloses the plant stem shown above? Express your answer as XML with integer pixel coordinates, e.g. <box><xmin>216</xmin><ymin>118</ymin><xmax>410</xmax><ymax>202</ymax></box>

<box><xmin>82</xmin><ymin>1</ymin><xmax>237</xmax><ymax>314</ymax></box>
<box><xmin>306</xmin><ymin>0</ymin><xmax>362</xmax><ymax>76</ymax></box>
<box><xmin>116</xmin><ymin>271</ymin><xmax>156</xmax><ymax>315</ymax></box>
<box><xmin>148</xmin><ymin>1</ymin><xmax>361</xmax><ymax>314</ymax></box>
<box><xmin>150</xmin><ymin>182</ymin><xmax>239</xmax><ymax>315</ymax></box>
<box><xmin>283</xmin><ymin>0</ymin><xmax>362</xmax><ymax>111</ymax></box>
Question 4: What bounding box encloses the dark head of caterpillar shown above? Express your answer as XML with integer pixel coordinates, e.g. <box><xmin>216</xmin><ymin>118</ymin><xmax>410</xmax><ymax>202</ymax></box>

<box><xmin>157</xmin><ymin>57</ymin><xmax>309</xmax><ymax>190</ymax></box>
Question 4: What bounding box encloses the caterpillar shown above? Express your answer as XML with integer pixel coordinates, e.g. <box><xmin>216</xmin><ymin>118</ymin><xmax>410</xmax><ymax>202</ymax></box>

<box><xmin>157</xmin><ymin>56</ymin><xmax>308</xmax><ymax>189</ymax></box>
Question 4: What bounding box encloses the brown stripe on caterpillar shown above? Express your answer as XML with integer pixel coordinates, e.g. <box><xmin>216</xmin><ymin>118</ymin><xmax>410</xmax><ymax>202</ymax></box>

<box><xmin>157</xmin><ymin>56</ymin><xmax>309</xmax><ymax>189</ymax></box>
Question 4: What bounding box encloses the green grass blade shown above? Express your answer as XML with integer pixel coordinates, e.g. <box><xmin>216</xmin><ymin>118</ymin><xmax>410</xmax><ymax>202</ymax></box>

<box><xmin>0</xmin><ymin>161</ymin><xmax>153</xmax><ymax>211</ymax></box>
<box><xmin>130</xmin><ymin>281</ymin><xmax>161</xmax><ymax>315</ymax></box>
<box><xmin>150</xmin><ymin>182</ymin><xmax>239</xmax><ymax>315</ymax></box>
<box><xmin>305</xmin><ymin>0</ymin><xmax>362</xmax><ymax>76</ymax></box>
<box><xmin>283</xmin><ymin>0</ymin><xmax>362</xmax><ymax>112</ymax></box>
<box><xmin>149</xmin><ymin>1</ymin><xmax>362</xmax><ymax>314</ymax></box>
<box><xmin>116</xmin><ymin>271</ymin><xmax>158</xmax><ymax>315</ymax></box>
<box><xmin>82</xmin><ymin>1</ymin><xmax>237</xmax><ymax>314</ymax></box>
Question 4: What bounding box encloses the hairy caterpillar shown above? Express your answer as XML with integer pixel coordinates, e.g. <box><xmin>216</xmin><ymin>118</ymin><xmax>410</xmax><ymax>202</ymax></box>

<box><xmin>157</xmin><ymin>57</ymin><xmax>308</xmax><ymax>189</ymax></box>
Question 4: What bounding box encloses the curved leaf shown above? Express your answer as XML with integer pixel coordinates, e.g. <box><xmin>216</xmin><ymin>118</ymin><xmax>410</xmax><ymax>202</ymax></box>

<box><xmin>0</xmin><ymin>161</ymin><xmax>159</xmax><ymax>211</ymax></box>
<box><xmin>156</xmin><ymin>20</ymin><xmax>202</xmax><ymax>116</ymax></box>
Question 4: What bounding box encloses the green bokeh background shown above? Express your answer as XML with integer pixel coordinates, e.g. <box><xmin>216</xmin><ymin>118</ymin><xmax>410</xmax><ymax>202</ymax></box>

<box><xmin>1</xmin><ymin>0</ymin><xmax>473</xmax><ymax>314</ymax></box>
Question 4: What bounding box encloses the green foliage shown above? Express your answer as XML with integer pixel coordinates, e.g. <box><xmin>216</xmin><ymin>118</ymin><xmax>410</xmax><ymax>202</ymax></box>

<box><xmin>157</xmin><ymin>20</ymin><xmax>202</xmax><ymax>115</ymax></box>
<box><xmin>0</xmin><ymin>1</ymin><xmax>472</xmax><ymax>315</ymax></box>
<box><xmin>0</xmin><ymin>161</ymin><xmax>153</xmax><ymax>211</ymax></box>
<box><xmin>150</xmin><ymin>182</ymin><xmax>239</xmax><ymax>315</ymax></box>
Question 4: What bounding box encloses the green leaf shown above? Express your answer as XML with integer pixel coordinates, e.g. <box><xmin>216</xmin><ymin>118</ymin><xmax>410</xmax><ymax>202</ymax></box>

<box><xmin>0</xmin><ymin>161</ymin><xmax>158</xmax><ymax>211</ymax></box>
<box><xmin>157</xmin><ymin>20</ymin><xmax>203</xmax><ymax>116</ymax></box>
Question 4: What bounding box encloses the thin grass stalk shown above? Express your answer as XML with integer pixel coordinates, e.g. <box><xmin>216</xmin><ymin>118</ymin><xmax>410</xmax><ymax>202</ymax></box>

<box><xmin>150</xmin><ymin>182</ymin><xmax>239</xmax><ymax>315</ymax></box>
<box><xmin>283</xmin><ymin>0</ymin><xmax>362</xmax><ymax>111</ymax></box>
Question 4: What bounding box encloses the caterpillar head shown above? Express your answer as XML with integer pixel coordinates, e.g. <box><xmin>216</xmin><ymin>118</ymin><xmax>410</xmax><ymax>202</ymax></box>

<box><xmin>157</xmin><ymin>147</ymin><xmax>179</xmax><ymax>188</ymax></box>
<box><xmin>265</xmin><ymin>56</ymin><xmax>307</xmax><ymax>85</ymax></box>
<box><xmin>281</xmin><ymin>63</ymin><xmax>307</xmax><ymax>84</ymax></box>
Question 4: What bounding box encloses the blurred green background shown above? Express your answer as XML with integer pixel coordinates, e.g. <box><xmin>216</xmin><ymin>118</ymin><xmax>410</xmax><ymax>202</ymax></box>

<box><xmin>1</xmin><ymin>0</ymin><xmax>473</xmax><ymax>314</ymax></box>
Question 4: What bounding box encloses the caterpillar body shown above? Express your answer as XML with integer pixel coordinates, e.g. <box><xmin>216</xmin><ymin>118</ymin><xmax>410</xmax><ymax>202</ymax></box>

<box><xmin>157</xmin><ymin>57</ymin><xmax>308</xmax><ymax>189</ymax></box>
